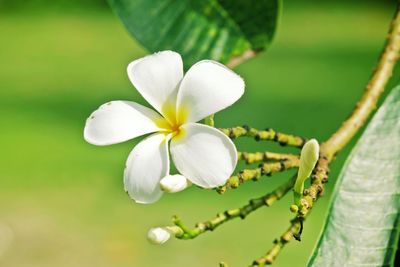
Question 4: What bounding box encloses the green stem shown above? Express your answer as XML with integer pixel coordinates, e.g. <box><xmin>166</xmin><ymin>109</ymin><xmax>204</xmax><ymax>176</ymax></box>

<box><xmin>238</xmin><ymin>151</ymin><xmax>299</xmax><ymax>164</ymax></box>
<box><xmin>217</xmin><ymin>158</ymin><xmax>300</xmax><ymax>194</ymax></box>
<box><xmin>172</xmin><ymin>176</ymin><xmax>296</xmax><ymax>240</ymax></box>
<box><xmin>251</xmin><ymin>217</ymin><xmax>303</xmax><ymax>267</ymax></box>
<box><xmin>220</xmin><ymin>126</ymin><xmax>306</xmax><ymax>148</ymax></box>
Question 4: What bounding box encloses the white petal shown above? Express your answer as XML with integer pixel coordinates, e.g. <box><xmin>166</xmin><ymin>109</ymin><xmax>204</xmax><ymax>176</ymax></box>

<box><xmin>170</xmin><ymin>123</ymin><xmax>237</xmax><ymax>188</ymax></box>
<box><xmin>176</xmin><ymin>60</ymin><xmax>245</xmax><ymax>123</ymax></box>
<box><xmin>84</xmin><ymin>101</ymin><xmax>164</xmax><ymax>146</ymax></box>
<box><xmin>127</xmin><ymin>51</ymin><xmax>183</xmax><ymax>117</ymax></box>
<box><xmin>124</xmin><ymin>133</ymin><xmax>170</xmax><ymax>204</ymax></box>
<box><xmin>160</xmin><ymin>174</ymin><xmax>190</xmax><ymax>193</ymax></box>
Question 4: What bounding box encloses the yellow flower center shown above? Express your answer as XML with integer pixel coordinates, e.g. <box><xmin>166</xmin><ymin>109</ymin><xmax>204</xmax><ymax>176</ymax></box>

<box><xmin>155</xmin><ymin>103</ymin><xmax>188</xmax><ymax>140</ymax></box>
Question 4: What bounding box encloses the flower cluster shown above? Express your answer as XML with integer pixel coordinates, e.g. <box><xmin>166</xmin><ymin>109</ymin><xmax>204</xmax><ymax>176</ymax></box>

<box><xmin>84</xmin><ymin>51</ymin><xmax>245</xmax><ymax>204</ymax></box>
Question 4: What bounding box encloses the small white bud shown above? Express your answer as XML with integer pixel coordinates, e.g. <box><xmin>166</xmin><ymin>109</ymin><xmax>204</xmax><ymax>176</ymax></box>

<box><xmin>298</xmin><ymin>139</ymin><xmax>320</xmax><ymax>181</ymax></box>
<box><xmin>160</xmin><ymin>174</ymin><xmax>190</xmax><ymax>193</ymax></box>
<box><xmin>294</xmin><ymin>139</ymin><xmax>320</xmax><ymax>205</ymax></box>
<box><xmin>147</xmin><ymin>227</ymin><xmax>171</xmax><ymax>245</ymax></box>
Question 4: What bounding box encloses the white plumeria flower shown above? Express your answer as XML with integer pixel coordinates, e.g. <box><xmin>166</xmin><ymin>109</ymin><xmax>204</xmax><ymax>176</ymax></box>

<box><xmin>84</xmin><ymin>51</ymin><xmax>244</xmax><ymax>204</ymax></box>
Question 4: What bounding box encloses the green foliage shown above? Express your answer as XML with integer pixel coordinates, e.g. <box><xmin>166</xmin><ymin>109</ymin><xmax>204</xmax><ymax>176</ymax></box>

<box><xmin>108</xmin><ymin>0</ymin><xmax>280</xmax><ymax>68</ymax></box>
<box><xmin>308</xmin><ymin>86</ymin><xmax>400</xmax><ymax>266</ymax></box>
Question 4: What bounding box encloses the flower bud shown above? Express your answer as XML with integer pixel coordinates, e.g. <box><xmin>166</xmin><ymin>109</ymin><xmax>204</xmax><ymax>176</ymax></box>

<box><xmin>160</xmin><ymin>174</ymin><xmax>190</xmax><ymax>193</ymax></box>
<box><xmin>298</xmin><ymin>139</ymin><xmax>319</xmax><ymax>180</ymax></box>
<box><xmin>294</xmin><ymin>139</ymin><xmax>319</xmax><ymax>205</ymax></box>
<box><xmin>147</xmin><ymin>227</ymin><xmax>171</xmax><ymax>245</ymax></box>
<box><xmin>290</xmin><ymin>204</ymin><xmax>299</xmax><ymax>213</ymax></box>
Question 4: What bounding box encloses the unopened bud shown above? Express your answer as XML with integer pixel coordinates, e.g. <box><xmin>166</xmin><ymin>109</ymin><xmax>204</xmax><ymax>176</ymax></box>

<box><xmin>290</xmin><ymin>204</ymin><xmax>299</xmax><ymax>213</ymax></box>
<box><xmin>160</xmin><ymin>174</ymin><xmax>190</xmax><ymax>193</ymax></box>
<box><xmin>298</xmin><ymin>139</ymin><xmax>319</xmax><ymax>179</ymax></box>
<box><xmin>294</xmin><ymin>139</ymin><xmax>319</xmax><ymax>205</ymax></box>
<box><xmin>147</xmin><ymin>227</ymin><xmax>171</xmax><ymax>245</ymax></box>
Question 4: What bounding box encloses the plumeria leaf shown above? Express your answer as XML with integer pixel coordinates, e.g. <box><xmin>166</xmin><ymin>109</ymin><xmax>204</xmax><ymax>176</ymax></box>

<box><xmin>108</xmin><ymin>0</ymin><xmax>280</xmax><ymax>68</ymax></box>
<box><xmin>308</xmin><ymin>86</ymin><xmax>400</xmax><ymax>266</ymax></box>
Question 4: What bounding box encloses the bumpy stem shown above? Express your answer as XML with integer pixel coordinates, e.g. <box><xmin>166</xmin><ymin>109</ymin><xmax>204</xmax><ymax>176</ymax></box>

<box><xmin>172</xmin><ymin>176</ymin><xmax>296</xmax><ymax>240</ymax></box>
<box><xmin>252</xmin><ymin>159</ymin><xmax>329</xmax><ymax>266</ymax></box>
<box><xmin>297</xmin><ymin>156</ymin><xmax>330</xmax><ymax>217</ymax></box>
<box><xmin>220</xmin><ymin>126</ymin><xmax>306</xmax><ymax>148</ymax></box>
<box><xmin>238</xmin><ymin>151</ymin><xmax>299</xmax><ymax>164</ymax></box>
<box><xmin>251</xmin><ymin>217</ymin><xmax>303</xmax><ymax>267</ymax></box>
<box><xmin>217</xmin><ymin>158</ymin><xmax>300</xmax><ymax>194</ymax></box>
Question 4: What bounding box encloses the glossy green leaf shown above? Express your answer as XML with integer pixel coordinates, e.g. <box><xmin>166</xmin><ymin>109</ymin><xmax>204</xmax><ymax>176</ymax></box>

<box><xmin>308</xmin><ymin>86</ymin><xmax>400</xmax><ymax>267</ymax></box>
<box><xmin>108</xmin><ymin>0</ymin><xmax>280</xmax><ymax>68</ymax></box>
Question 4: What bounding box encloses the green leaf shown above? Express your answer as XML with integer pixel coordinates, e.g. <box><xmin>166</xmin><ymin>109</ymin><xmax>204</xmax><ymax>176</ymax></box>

<box><xmin>308</xmin><ymin>86</ymin><xmax>400</xmax><ymax>267</ymax></box>
<box><xmin>108</xmin><ymin>0</ymin><xmax>280</xmax><ymax>68</ymax></box>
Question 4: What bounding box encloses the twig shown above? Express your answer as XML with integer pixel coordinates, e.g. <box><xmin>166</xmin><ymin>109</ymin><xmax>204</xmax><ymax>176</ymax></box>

<box><xmin>172</xmin><ymin>176</ymin><xmax>296</xmax><ymax>240</ymax></box>
<box><xmin>217</xmin><ymin>159</ymin><xmax>299</xmax><ymax>194</ymax></box>
<box><xmin>321</xmin><ymin>4</ymin><xmax>400</xmax><ymax>160</ymax></box>
<box><xmin>238</xmin><ymin>151</ymin><xmax>299</xmax><ymax>164</ymax></box>
<box><xmin>226</xmin><ymin>49</ymin><xmax>257</xmax><ymax>69</ymax></box>
<box><xmin>251</xmin><ymin>217</ymin><xmax>303</xmax><ymax>267</ymax></box>
<box><xmin>297</xmin><ymin>156</ymin><xmax>329</xmax><ymax>217</ymax></box>
<box><xmin>219</xmin><ymin>126</ymin><xmax>306</xmax><ymax>148</ymax></box>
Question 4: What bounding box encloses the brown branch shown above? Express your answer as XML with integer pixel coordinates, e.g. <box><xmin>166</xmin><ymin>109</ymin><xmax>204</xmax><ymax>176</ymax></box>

<box><xmin>321</xmin><ymin>5</ymin><xmax>400</xmax><ymax>160</ymax></box>
<box><xmin>226</xmin><ymin>49</ymin><xmax>257</xmax><ymax>69</ymax></box>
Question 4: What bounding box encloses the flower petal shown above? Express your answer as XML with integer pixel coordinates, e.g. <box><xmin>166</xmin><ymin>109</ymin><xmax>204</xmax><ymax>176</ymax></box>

<box><xmin>170</xmin><ymin>123</ymin><xmax>237</xmax><ymax>188</ymax></box>
<box><xmin>176</xmin><ymin>60</ymin><xmax>244</xmax><ymax>123</ymax></box>
<box><xmin>84</xmin><ymin>101</ymin><xmax>164</xmax><ymax>146</ymax></box>
<box><xmin>127</xmin><ymin>51</ymin><xmax>183</xmax><ymax>117</ymax></box>
<box><xmin>124</xmin><ymin>133</ymin><xmax>170</xmax><ymax>204</ymax></box>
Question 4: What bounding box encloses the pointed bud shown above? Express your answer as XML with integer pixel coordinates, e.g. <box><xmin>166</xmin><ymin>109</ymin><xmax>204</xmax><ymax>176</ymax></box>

<box><xmin>294</xmin><ymin>139</ymin><xmax>319</xmax><ymax>205</ymax></box>
<box><xmin>147</xmin><ymin>227</ymin><xmax>171</xmax><ymax>245</ymax></box>
<box><xmin>160</xmin><ymin>174</ymin><xmax>190</xmax><ymax>193</ymax></box>
<box><xmin>298</xmin><ymin>139</ymin><xmax>319</xmax><ymax>180</ymax></box>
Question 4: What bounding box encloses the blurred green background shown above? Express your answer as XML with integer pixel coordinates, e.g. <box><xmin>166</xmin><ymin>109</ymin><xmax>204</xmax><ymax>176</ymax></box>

<box><xmin>1</xmin><ymin>1</ymin><xmax>399</xmax><ymax>266</ymax></box>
